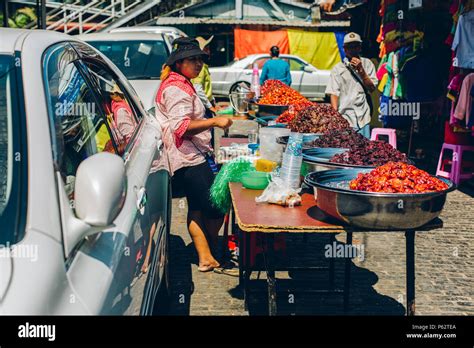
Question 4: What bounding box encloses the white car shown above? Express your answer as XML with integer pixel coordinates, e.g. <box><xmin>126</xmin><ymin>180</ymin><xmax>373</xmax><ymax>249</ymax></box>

<box><xmin>78</xmin><ymin>32</ymin><xmax>170</xmax><ymax>111</ymax></box>
<box><xmin>0</xmin><ymin>28</ymin><xmax>171</xmax><ymax>315</ymax></box>
<box><xmin>210</xmin><ymin>54</ymin><xmax>331</xmax><ymax>100</ymax></box>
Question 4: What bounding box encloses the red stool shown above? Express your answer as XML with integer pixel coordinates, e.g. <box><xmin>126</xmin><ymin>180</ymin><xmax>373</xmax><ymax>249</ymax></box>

<box><xmin>436</xmin><ymin>143</ymin><xmax>474</xmax><ymax>185</ymax></box>
<box><xmin>370</xmin><ymin>128</ymin><xmax>397</xmax><ymax>149</ymax></box>
<box><xmin>241</xmin><ymin>233</ymin><xmax>286</xmax><ymax>268</ymax></box>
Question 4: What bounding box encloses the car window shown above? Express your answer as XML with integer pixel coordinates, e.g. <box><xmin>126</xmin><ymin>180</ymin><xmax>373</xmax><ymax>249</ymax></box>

<box><xmin>247</xmin><ymin>57</ymin><xmax>269</xmax><ymax>70</ymax></box>
<box><xmin>81</xmin><ymin>60</ymin><xmax>139</xmax><ymax>155</ymax></box>
<box><xmin>0</xmin><ymin>54</ymin><xmax>27</xmax><ymax>245</ymax></box>
<box><xmin>0</xmin><ymin>57</ymin><xmax>13</xmax><ymax>219</ymax></box>
<box><xmin>44</xmin><ymin>43</ymin><xmax>116</xmax><ymax>203</ymax></box>
<box><xmin>87</xmin><ymin>40</ymin><xmax>167</xmax><ymax>80</ymax></box>
<box><xmin>284</xmin><ymin>58</ymin><xmax>305</xmax><ymax>71</ymax></box>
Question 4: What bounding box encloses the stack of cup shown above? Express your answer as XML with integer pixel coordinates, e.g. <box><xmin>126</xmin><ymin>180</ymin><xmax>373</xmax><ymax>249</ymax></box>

<box><xmin>279</xmin><ymin>132</ymin><xmax>303</xmax><ymax>189</ymax></box>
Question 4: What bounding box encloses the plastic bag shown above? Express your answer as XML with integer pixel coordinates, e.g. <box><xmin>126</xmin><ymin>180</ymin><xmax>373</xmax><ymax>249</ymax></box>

<box><xmin>255</xmin><ymin>176</ymin><xmax>302</xmax><ymax>207</ymax></box>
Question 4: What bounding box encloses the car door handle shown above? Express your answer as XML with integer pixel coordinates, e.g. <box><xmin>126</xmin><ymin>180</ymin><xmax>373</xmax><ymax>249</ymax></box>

<box><xmin>243</xmin><ymin>71</ymin><xmax>252</xmax><ymax>75</ymax></box>
<box><xmin>156</xmin><ymin>139</ymin><xmax>163</xmax><ymax>151</ymax></box>
<box><xmin>136</xmin><ymin>187</ymin><xmax>147</xmax><ymax>215</ymax></box>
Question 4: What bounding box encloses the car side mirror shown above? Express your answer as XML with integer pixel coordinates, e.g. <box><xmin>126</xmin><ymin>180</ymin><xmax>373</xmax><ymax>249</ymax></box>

<box><xmin>75</xmin><ymin>152</ymin><xmax>126</xmax><ymax>226</ymax></box>
<box><xmin>303</xmin><ymin>65</ymin><xmax>314</xmax><ymax>73</ymax></box>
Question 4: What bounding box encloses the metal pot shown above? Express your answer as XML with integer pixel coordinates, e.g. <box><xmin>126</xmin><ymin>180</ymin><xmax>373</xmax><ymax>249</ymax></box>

<box><xmin>229</xmin><ymin>92</ymin><xmax>251</xmax><ymax>115</ymax></box>
<box><xmin>249</xmin><ymin>101</ymin><xmax>289</xmax><ymax>117</ymax></box>
<box><xmin>304</xmin><ymin>169</ymin><xmax>455</xmax><ymax>230</ymax></box>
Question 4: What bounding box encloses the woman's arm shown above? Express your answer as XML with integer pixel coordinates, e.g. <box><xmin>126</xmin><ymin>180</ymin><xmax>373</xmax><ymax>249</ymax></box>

<box><xmin>184</xmin><ymin>117</ymin><xmax>232</xmax><ymax>137</ymax></box>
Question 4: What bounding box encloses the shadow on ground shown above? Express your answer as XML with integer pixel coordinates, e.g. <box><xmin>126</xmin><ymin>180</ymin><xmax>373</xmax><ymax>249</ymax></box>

<box><xmin>458</xmin><ymin>181</ymin><xmax>474</xmax><ymax>198</ymax></box>
<box><xmin>168</xmin><ymin>234</ymin><xmax>193</xmax><ymax>315</ymax></box>
<box><xmin>229</xmin><ymin>233</ymin><xmax>406</xmax><ymax>316</ymax></box>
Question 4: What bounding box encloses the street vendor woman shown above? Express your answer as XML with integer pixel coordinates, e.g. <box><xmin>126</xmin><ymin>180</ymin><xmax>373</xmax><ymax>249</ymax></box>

<box><xmin>325</xmin><ymin>32</ymin><xmax>378</xmax><ymax>138</ymax></box>
<box><xmin>155</xmin><ymin>37</ymin><xmax>233</xmax><ymax>272</ymax></box>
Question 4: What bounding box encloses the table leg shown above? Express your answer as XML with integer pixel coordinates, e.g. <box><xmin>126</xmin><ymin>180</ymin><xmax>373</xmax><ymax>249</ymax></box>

<box><xmin>244</xmin><ymin>231</ymin><xmax>252</xmax><ymax>311</ymax></box>
<box><xmin>232</xmin><ymin>208</ymin><xmax>244</xmax><ymax>287</ymax></box>
<box><xmin>329</xmin><ymin>234</ymin><xmax>335</xmax><ymax>290</ymax></box>
<box><xmin>405</xmin><ymin>230</ymin><xmax>416</xmax><ymax>316</ymax></box>
<box><xmin>221</xmin><ymin>213</ymin><xmax>230</xmax><ymax>263</ymax></box>
<box><xmin>265</xmin><ymin>234</ymin><xmax>277</xmax><ymax>316</ymax></box>
<box><xmin>343</xmin><ymin>232</ymin><xmax>353</xmax><ymax>312</ymax></box>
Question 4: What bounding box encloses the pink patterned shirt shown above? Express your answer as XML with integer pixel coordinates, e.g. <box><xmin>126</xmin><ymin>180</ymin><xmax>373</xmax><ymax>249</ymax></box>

<box><xmin>154</xmin><ymin>72</ymin><xmax>213</xmax><ymax>175</ymax></box>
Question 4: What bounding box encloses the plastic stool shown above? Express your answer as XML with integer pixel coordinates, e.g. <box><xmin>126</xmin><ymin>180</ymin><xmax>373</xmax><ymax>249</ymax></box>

<box><xmin>241</xmin><ymin>233</ymin><xmax>287</xmax><ymax>268</ymax></box>
<box><xmin>436</xmin><ymin>143</ymin><xmax>474</xmax><ymax>185</ymax></box>
<box><xmin>370</xmin><ymin>128</ymin><xmax>397</xmax><ymax>149</ymax></box>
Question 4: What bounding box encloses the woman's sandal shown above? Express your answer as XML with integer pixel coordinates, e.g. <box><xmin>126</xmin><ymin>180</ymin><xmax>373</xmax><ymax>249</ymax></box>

<box><xmin>198</xmin><ymin>263</ymin><xmax>219</xmax><ymax>272</ymax></box>
<box><xmin>213</xmin><ymin>261</ymin><xmax>239</xmax><ymax>277</ymax></box>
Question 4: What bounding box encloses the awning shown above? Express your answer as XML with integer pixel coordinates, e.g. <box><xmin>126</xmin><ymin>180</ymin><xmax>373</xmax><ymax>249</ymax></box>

<box><xmin>155</xmin><ymin>16</ymin><xmax>350</xmax><ymax>28</ymax></box>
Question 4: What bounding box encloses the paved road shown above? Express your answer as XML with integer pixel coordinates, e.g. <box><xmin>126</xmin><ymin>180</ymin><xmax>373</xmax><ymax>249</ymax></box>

<box><xmin>167</xmin><ymin>185</ymin><xmax>474</xmax><ymax>316</ymax></box>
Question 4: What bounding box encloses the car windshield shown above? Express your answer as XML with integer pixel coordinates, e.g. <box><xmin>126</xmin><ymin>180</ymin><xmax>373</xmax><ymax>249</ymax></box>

<box><xmin>0</xmin><ymin>56</ymin><xmax>13</xmax><ymax>219</ymax></box>
<box><xmin>88</xmin><ymin>40</ymin><xmax>167</xmax><ymax>80</ymax></box>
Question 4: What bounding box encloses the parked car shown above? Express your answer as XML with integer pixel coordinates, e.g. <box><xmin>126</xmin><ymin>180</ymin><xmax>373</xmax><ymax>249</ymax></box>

<box><xmin>0</xmin><ymin>28</ymin><xmax>171</xmax><ymax>315</ymax></box>
<box><xmin>210</xmin><ymin>54</ymin><xmax>331</xmax><ymax>100</ymax></box>
<box><xmin>78</xmin><ymin>32</ymin><xmax>170</xmax><ymax>111</ymax></box>
<box><xmin>109</xmin><ymin>26</ymin><xmax>187</xmax><ymax>47</ymax></box>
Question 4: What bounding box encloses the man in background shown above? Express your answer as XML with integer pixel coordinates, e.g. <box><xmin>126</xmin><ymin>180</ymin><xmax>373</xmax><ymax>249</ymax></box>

<box><xmin>325</xmin><ymin>32</ymin><xmax>377</xmax><ymax>138</ymax></box>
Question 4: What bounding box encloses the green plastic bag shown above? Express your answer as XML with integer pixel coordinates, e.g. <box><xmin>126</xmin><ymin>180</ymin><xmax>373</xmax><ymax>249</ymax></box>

<box><xmin>210</xmin><ymin>159</ymin><xmax>254</xmax><ymax>214</ymax></box>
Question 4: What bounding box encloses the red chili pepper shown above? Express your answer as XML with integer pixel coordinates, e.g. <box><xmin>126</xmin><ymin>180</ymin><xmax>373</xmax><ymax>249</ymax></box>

<box><xmin>350</xmin><ymin>162</ymin><xmax>449</xmax><ymax>193</ymax></box>
<box><xmin>258</xmin><ymin>80</ymin><xmax>308</xmax><ymax>106</ymax></box>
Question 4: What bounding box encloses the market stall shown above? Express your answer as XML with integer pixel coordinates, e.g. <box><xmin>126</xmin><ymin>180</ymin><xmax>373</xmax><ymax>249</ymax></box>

<box><xmin>229</xmin><ymin>181</ymin><xmax>445</xmax><ymax>316</ymax></box>
<box><xmin>212</xmin><ymin>78</ymin><xmax>455</xmax><ymax>316</ymax></box>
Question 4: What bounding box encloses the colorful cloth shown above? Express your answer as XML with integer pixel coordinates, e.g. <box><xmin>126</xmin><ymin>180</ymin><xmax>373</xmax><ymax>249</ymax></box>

<box><xmin>452</xmin><ymin>10</ymin><xmax>474</xmax><ymax>69</ymax></box>
<box><xmin>334</xmin><ymin>31</ymin><xmax>346</xmax><ymax>61</ymax></box>
<box><xmin>234</xmin><ymin>29</ymin><xmax>289</xmax><ymax>59</ymax></box>
<box><xmin>287</xmin><ymin>30</ymin><xmax>341</xmax><ymax>70</ymax></box>
<box><xmin>454</xmin><ymin>73</ymin><xmax>474</xmax><ymax>126</ymax></box>
<box><xmin>447</xmin><ymin>73</ymin><xmax>466</xmax><ymax>102</ymax></box>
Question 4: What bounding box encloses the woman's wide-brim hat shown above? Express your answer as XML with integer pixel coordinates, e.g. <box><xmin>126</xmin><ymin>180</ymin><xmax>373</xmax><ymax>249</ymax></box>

<box><xmin>166</xmin><ymin>37</ymin><xmax>209</xmax><ymax>66</ymax></box>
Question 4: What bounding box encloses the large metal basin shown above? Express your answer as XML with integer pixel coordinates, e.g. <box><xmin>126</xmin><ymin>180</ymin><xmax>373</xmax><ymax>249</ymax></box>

<box><xmin>304</xmin><ymin>169</ymin><xmax>455</xmax><ymax>230</ymax></box>
<box><xmin>249</xmin><ymin>102</ymin><xmax>289</xmax><ymax>117</ymax></box>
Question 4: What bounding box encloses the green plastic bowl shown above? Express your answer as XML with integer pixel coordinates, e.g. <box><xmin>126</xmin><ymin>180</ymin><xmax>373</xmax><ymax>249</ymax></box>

<box><xmin>241</xmin><ymin>171</ymin><xmax>270</xmax><ymax>190</ymax></box>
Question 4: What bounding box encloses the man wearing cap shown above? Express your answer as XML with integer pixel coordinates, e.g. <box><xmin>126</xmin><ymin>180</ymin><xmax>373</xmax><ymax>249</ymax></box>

<box><xmin>260</xmin><ymin>46</ymin><xmax>292</xmax><ymax>86</ymax></box>
<box><xmin>192</xmin><ymin>36</ymin><xmax>218</xmax><ymax>115</ymax></box>
<box><xmin>325</xmin><ymin>32</ymin><xmax>378</xmax><ymax>138</ymax></box>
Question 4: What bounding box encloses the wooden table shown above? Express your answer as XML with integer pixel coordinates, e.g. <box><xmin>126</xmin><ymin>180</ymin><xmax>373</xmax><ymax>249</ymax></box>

<box><xmin>229</xmin><ymin>182</ymin><xmax>442</xmax><ymax>316</ymax></box>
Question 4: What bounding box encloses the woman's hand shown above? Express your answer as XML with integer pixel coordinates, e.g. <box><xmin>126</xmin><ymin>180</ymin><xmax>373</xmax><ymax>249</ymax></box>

<box><xmin>213</xmin><ymin>117</ymin><xmax>233</xmax><ymax>130</ymax></box>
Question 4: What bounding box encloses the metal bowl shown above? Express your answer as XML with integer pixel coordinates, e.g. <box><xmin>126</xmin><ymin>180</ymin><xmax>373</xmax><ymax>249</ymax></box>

<box><xmin>304</xmin><ymin>169</ymin><xmax>455</xmax><ymax>230</ymax></box>
<box><xmin>303</xmin><ymin>159</ymin><xmax>377</xmax><ymax>174</ymax></box>
<box><xmin>302</xmin><ymin>148</ymin><xmax>414</xmax><ymax>172</ymax></box>
<box><xmin>248</xmin><ymin>101</ymin><xmax>289</xmax><ymax>117</ymax></box>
